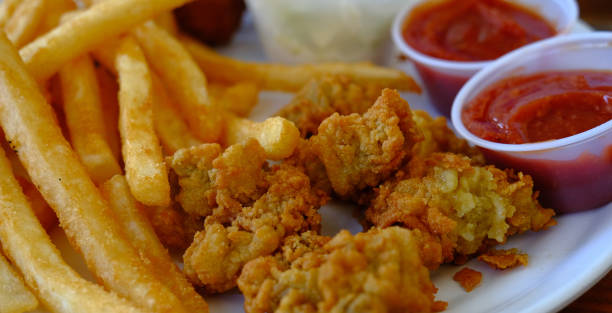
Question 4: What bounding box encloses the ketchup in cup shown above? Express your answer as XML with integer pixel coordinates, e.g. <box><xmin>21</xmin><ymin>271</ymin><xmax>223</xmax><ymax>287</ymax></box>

<box><xmin>452</xmin><ymin>33</ymin><xmax>612</xmax><ymax>214</ymax></box>
<box><xmin>392</xmin><ymin>0</ymin><xmax>577</xmax><ymax>116</ymax></box>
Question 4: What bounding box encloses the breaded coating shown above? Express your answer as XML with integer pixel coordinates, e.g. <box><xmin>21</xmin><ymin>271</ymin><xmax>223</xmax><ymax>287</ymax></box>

<box><xmin>311</xmin><ymin>89</ymin><xmax>422</xmax><ymax>198</ymax></box>
<box><xmin>238</xmin><ymin>227</ymin><xmax>442</xmax><ymax>313</ymax></box>
<box><xmin>453</xmin><ymin>267</ymin><xmax>482</xmax><ymax>292</ymax></box>
<box><xmin>411</xmin><ymin>110</ymin><xmax>484</xmax><ymax>164</ymax></box>
<box><xmin>277</xmin><ymin>76</ymin><xmax>384</xmax><ymax>138</ymax></box>
<box><xmin>183</xmin><ymin>144</ymin><xmax>327</xmax><ymax>293</ymax></box>
<box><xmin>478</xmin><ymin>248</ymin><xmax>528</xmax><ymax>270</ymax></box>
<box><xmin>284</xmin><ymin>138</ymin><xmax>332</xmax><ymax>195</ymax></box>
<box><xmin>366</xmin><ymin>153</ymin><xmax>555</xmax><ymax>268</ymax></box>
<box><xmin>168</xmin><ymin>143</ymin><xmax>223</xmax><ymax>217</ymax></box>
<box><xmin>146</xmin><ymin>202</ymin><xmax>203</xmax><ymax>251</ymax></box>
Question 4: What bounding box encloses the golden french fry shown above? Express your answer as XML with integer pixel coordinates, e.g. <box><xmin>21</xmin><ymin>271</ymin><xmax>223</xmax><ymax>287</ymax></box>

<box><xmin>0</xmin><ymin>147</ymin><xmax>144</xmax><ymax>313</ymax></box>
<box><xmin>5</xmin><ymin>0</ymin><xmax>46</xmax><ymax>48</ymax></box>
<box><xmin>0</xmin><ymin>0</ymin><xmax>21</xmax><ymax>27</ymax></box>
<box><xmin>36</xmin><ymin>0</ymin><xmax>76</xmax><ymax>35</ymax></box>
<box><xmin>225</xmin><ymin>115</ymin><xmax>299</xmax><ymax>160</ymax></box>
<box><xmin>115</xmin><ymin>36</ymin><xmax>171</xmax><ymax>206</ymax></box>
<box><xmin>155</xmin><ymin>11</ymin><xmax>179</xmax><ymax>36</ymax></box>
<box><xmin>19</xmin><ymin>0</ymin><xmax>193</xmax><ymax>81</ymax></box>
<box><xmin>132</xmin><ymin>21</ymin><xmax>224</xmax><ymax>143</ymax></box>
<box><xmin>100</xmin><ymin>175</ymin><xmax>209</xmax><ymax>313</ymax></box>
<box><xmin>179</xmin><ymin>34</ymin><xmax>422</xmax><ymax>92</ymax></box>
<box><xmin>59</xmin><ymin>54</ymin><xmax>122</xmax><ymax>185</ymax></box>
<box><xmin>0</xmin><ymin>32</ymin><xmax>186</xmax><ymax>313</ymax></box>
<box><xmin>209</xmin><ymin>82</ymin><xmax>259</xmax><ymax>117</ymax></box>
<box><xmin>95</xmin><ymin>65</ymin><xmax>123</xmax><ymax>163</ymax></box>
<box><xmin>152</xmin><ymin>73</ymin><xmax>203</xmax><ymax>155</ymax></box>
<box><xmin>0</xmin><ymin>250</ymin><xmax>38</xmax><ymax>313</ymax></box>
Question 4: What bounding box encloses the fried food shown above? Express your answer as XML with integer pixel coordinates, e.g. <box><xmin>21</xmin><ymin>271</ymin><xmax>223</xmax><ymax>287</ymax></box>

<box><xmin>59</xmin><ymin>54</ymin><xmax>122</xmax><ymax>185</ymax></box>
<box><xmin>4</xmin><ymin>0</ymin><xmax>45</xmax><ymax>48</ymax></box>
<box><xmin>311</xmin><ymin>89</ymin><xmax>422</xmax><ymax>198</ymax></box>
<box><xmin>174</xmin><ymin>0</ymin><xmax>246</xmax><ymax>46</ymax></box>
<box><xmin>238</xmin><ymin>227</ymin><xmax>442</xmax><ymax>313</ymax></box>
<box><xmin>182</xmin><ymin>140</ymin><xmax>326</xmax><ymax>293</ymax></box>
<box><xmin>115</xmin><ymin>36</ymin><xmax>171</xmax><ymax>206</ymax></box>
<box><xmin>132</xmin><ymin>20</ymin><xmax>224</xmax><ymax>143</ymax></box>
<box><xmin>209</xmin><ymin>82</ymin><xmax>259</xmax><ymax>117</ymax></box>
<box><xmin>478</xmin><ymin>248</ymin><xmax>529</xmax><ymax>270</ymax></box>
<box><xmin>225</xmin><ymin>115</ymin><xmax>300</xmax><ymax>160</ymax></box>
<box><xmin>0</xmin><ymin>0</ymin><xmax>20</xmax><ymax>27</ymax></box>
<box><xmin>180</xmin><ymin>34</ymin><xmax>421</xmax><ymax>92</ymax></box>
<box><xmin>284</xmin><ymin>138</ymin><xmax>332</xmax><ymax>195</ymax></box>
<box><xmin>0</xmin><ymin>146</ymin><xmax>143</xmax><ymax>313</ymax></box>
<box><xmin>277</xmin><ymin>76</ymin><xmax>385</xmax><ymax>137</ymax></box>
<box><xmin>0</xmin><ymin>250</ymin><xmax>38</xmax><ymax>313</ymax></box>
<box><xmin>20</xmin><ymin>0</ymin><xmax>192</xmax><ymax>81</ymax></box>
<box><xmin>0</xmin><ymin>31</ymin><xmax>185</xmax><ymax>313</ymax></box>
<box><xmin>453</xmin><ymin>267</ymin><xmax>482</xmax><ymax>292</ymax></box>
<box><xmin>100</xmin><ymin>175</ymin><xmax>209</xmax><ymax>313</ymax></box>
<box><xmin>95</xmin><ymin>65</ymin><xmax>122</xmax><ymax>162</ymax></box>
<box><xmin>411</xmin><ymin>110</ymin><xmax>484</xmax><ymax>164</ymax></box>
<box><xmin>151</xmin><ymin>73</ymin><xmax>203</xmax><ymax>155</ymax></box>
<box><xmin>366</xmin><ymin>153</ymin><xmax>556</xmax><ymax>269</ymax></box>
<box><xmin>169</xmin><ymin>143</ymin><xmax>223</xmax><ymax>217</ymax></box>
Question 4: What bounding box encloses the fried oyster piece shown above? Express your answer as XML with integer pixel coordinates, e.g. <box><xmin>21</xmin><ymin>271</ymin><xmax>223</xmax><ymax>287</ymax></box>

<box><xmin>310</xmin><ymin>88</ymin><xmax>422</xmax><ymax>198</ymax></box>
<box><xmin>181</xmin><ymin>140</ymin><xmax>327</xmax><ymax>293</ymax></box>
<box><xmin>277</xmin><ymin>76</ymin><xmax>385</xmax><ymax>138</ymax></box>
<box><xmin>238</xmin><ymin>227</ymin><xmax>443</xmax><ymax>313</ymax></box>
<box><xmin>366</xmin><ymin>153</ymin><xmax>555</xmax><ymax>269</ymax></box>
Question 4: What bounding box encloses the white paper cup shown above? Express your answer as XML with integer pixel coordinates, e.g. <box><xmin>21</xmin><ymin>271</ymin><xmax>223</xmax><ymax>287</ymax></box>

<box><xmin>451</xmin><ymin>32</ymin><xmax>612</xmax><ymax>214</ymax></box>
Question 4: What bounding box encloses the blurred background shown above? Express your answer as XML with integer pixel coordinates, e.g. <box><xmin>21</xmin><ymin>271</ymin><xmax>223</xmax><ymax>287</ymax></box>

<box><xmin>578</xmin><ymin>0</ymin><xmax>612</xmax><ymax>29</ymax></box>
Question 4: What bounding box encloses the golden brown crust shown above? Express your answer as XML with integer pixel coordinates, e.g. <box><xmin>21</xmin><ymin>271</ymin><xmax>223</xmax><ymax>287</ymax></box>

<box><xmin>366</xmin><ymin>153</ymin><xmax>555</xmax><ymax>268</ymax></box>
<box><xmin>311</xmin><ymin>89</ymin><xmax>422</xmax><ymax>198</ymax></box>
<box><xmin>453</xmin><ymin>267</ymin><xmax>482</xmax><ymax>292</ymax></box>
<box><xmin>238</xmin><ymin>227</ymin><xmax>440</xmax><ymax>313</ymax></box>
<box><xmin>478</xmin><ymin>248</ymin><xmax>529</xmax><ymax>270</ymax></box>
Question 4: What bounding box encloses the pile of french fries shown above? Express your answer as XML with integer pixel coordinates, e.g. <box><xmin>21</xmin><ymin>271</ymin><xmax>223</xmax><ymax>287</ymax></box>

<box><xmin>0</xmin><ymin>0</ymin><xmax>419</xmax><ymax>312</ymax></box>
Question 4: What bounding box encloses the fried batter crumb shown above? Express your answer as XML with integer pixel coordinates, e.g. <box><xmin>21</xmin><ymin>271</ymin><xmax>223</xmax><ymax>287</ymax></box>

<box><xmin>453</xmin><ymin>267</ymin><xmax>482</xmax><ymax>292</ymax></box>
<box><xmin>478</xmin><ymin>248</ymin><xmax>529</xmax><ymax>270</ymax></box>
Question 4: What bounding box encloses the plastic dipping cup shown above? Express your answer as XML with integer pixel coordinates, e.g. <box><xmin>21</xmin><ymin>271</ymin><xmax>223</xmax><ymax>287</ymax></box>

<box><xmin>392</xmin><ymin>0</ymin><xmax>578</xmax><ymax>117</ymax></box>
<box><xmin>452</xmin><ymin>32</ymin><xmax>612</xmax><ymax>214</ymax></box>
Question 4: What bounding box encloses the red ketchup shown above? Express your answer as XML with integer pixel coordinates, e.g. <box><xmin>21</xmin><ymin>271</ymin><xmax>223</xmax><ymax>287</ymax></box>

<box><xmin>401</xmin><ymin>0</ymin><xmax>556</xmax><ymax>116</ymax></box>
<box><xmin>462</xmin><ymin>70</ymin><xmax>612</xmax><ymax>213</ymax></box>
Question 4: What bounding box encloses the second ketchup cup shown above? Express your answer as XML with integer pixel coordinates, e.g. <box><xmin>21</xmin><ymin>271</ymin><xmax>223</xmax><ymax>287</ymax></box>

<box><xmin>392</xmin><ymin>0</ymin><xmax>578</xmax><ymax>117</ymax></box>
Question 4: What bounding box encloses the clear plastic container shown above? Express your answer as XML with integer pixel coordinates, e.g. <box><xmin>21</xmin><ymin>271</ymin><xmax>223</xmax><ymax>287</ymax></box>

<box><xmin>245</xmin><ymin>0</ymin><xmax>417</xmax><ymax>64</ymax></box>
<box><xmin>392</xmin><ymin>0</ymin><xmax>578</xmax><ymax>117</ymax></box>
<box><xmin>451</xmin><ymin>32</ymin><xmax>612</xmax><ymax>214</ymax></box>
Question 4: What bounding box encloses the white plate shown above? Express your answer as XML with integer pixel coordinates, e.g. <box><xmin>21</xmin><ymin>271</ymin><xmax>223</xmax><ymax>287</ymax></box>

<box><xmin>35</xmin><ymin>16</ymin><xmax>610</xmax><ymax>313</ymax></box>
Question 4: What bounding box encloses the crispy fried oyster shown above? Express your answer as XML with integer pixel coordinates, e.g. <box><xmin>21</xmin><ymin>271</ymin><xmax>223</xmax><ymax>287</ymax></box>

<box><xmin>238</xmin><ymin>227</ymin><xmax>442</xmax><ymax>313</ymax></box>
<box><xmin>366</xmin><ymin>153</ymin><xmax>555</xmax><ymax>268</ymax></box>
<box><xmin>310</xmin><ymin>89</ymin><xmax>422</xmax><ymax>198</ymax></box>
<box><xmin>179</xmin><ymin>140</ymin><xmax>327</xmax><ymax>293</ymax></box>
<box><xmin>277</xmin><ymin>76</ymin><xmax>384</xmax><ymax>138</ymax></box>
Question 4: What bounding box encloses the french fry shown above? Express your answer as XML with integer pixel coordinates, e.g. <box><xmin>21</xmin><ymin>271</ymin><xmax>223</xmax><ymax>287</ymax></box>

<box><xmin>19</xmin><ymin>0</ymin><xmax>193</xmax><ymax>81</ymax></box>
<box><xmin>155</xmin><ymin>11</ymin><xmax>179</xmax><ymax>36</ymax></box>
<box><xmin>0</xmin><ymin>32</ymin><xmax>186</xmax><ymax>313</ymax></box>
<box><xmin>179</xmin><ymin>34</ymin><xmax>422</xmax><ymax>93</ymax></box>
<box><xmin>132</xmin><ymin>21</ymin><xmax>225</xmax><ymax>143</ymax></box>
<box><xmin>225</xmin><ymin>115</ymin><xmax>299</xmax><ymax>160</ymax></box>
<box><xmin>0</xmin><ymin>250</ymin><xmax>38</xmax><ymax>313</ymax></box>
<box><xmin>95</xmin><ymin>65</ymin><xmax>123</xmax><ymax>163</ymax></box>
<box><xmin>115</xmin><ymin>36</ymin><xmax>171</xmax><ymax>206</ymax></box>
<box><xmin>100</xmin><ymin>175</ymin><xmax>209</xmax><ymax>313</ymax></box>
<box><xmin>59</xmin><ymin>54</ymin><xmax>122</xmax><ymax>185</ymax></box>
<box><xmin>0</xmin><ymin>0</ymin><xmax>21</xmax><ymax>27</ymax></box>
<box><xmin>35</xmin><ymin>0</ymin><xmax>76</xmax><ymax>35</ymax></box>
<box><xmin>0</xmin><ymin>147</ymin><xmax>143</xmax><ymax>313</ymax></box>
<box><xmin>152</xmin><ymin>73</ymin><xmax>203</xmax><ymax>155</ymax></box>
<box><xmin>5</xmin><ymin>0</ymin><xmax>46</xmax><ymax>48</ymax></box>
<box><xmin>209</xmin><ymin>82</ymin><xmax>259</xmax><ymax>117</ymax></box>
